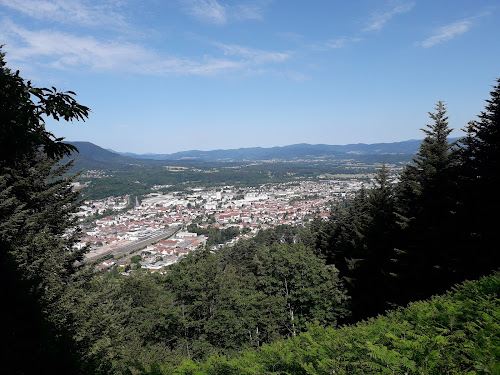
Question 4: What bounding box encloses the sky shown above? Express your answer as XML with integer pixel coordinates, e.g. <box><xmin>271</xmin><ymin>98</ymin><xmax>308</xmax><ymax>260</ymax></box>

<box><xmin>1</xmin><ymin>0</ymin><xmax>499</xmax><ymax>154</ymax></box>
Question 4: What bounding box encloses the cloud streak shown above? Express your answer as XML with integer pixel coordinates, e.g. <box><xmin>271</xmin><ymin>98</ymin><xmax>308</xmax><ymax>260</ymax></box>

<box><xmin>0</xmin><ymin>20</ymin><xmax>289</xmax><ymax>77</ymax></box>
<box><xmin>214</xmin><ymin>42</ymin><xmax>291</xmax><ymax>63</ymax></box>
<box><xmin>417</xmin><ymin>19</ymin><xmax>472</xmax><ymax>48</ymax></box>
<box><xmin>364</xmin><ymin>1</ymin><xmax>414</xmax><ymax>32</ymax></box>
<box><xmin>181</xmin><ymin>0</ymin><xmax>265</xmax><ymax>25</ymax></box>
<box><xmin>310</xmin><ymin>36</ymin><xmax>362</xmax><ymax>51</ymax></box>
<box><xmin>309</xmin><ymin>2</ymin><xmax>413</xmax><ymax>52</ymax></box>
<box><xmin>0</xmin><ymin>0</ymin><xmax>127</xmax><ymax>28</ymax></box>
<box><xmin>183</xmin><ymin>0</ymin><xmax>227</xmax><ymax>25</ymax></box>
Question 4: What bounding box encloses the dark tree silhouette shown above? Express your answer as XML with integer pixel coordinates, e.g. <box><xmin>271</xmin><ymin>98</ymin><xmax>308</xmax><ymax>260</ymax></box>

<box><xmin>0</xmin><ymin>47</ymin><xmax>90</xmax><ymax>375</ymax></box>
<box><xmin>457</xmin><ymin>78</ymin><xmax>500</xmax><ymax>278</ymax></box>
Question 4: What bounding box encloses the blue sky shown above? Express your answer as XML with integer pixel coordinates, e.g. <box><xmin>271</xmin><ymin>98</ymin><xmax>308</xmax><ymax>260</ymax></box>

<box><xmin>1</xmin><ymin>0</ymin><xmax>498</xmax><ymax>154</ymax></box>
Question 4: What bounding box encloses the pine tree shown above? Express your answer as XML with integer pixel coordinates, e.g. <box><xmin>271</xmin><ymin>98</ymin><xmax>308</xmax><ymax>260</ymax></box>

<box><xmin>360</xmin><ymin>165</ymin><xmax>399</xmax><ymax>315</ymax></box>
<box><xmin>393</xmin><ymin>101</ymin><xmax>459</xmax><ymax>304</ymax></box>
<box><xmin>324</xmin><ymin>187</ymin><xmax>370</xmax><ymax>289</ymax></box>
<box><xmin>457</xmin><ymin>78</ymin><xmax>500</xmax><ymax>278</ymax></box>
<box><xmin>312</xmin><ymin>166</ymin><xmax>399</xmax><ymax>322</ymax></box>
<box><xmin>343</xmin><ymin>165</ymin><xmax>399</xmax><ymax>321</ymax></box>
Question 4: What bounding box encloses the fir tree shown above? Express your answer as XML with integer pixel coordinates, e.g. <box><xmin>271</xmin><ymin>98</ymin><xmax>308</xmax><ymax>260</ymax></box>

<box><xmin>396</xmin><ymin>101</ymin><xmax>457</xmax><ymax>303</ymax></box>
<box><xmin>357</xmin><ymin>165</ymin><xmax>399</xmax><ymax>318</ymax></box>
<box><xmin>341</xmin><ymin>165</ymin><xmax>399</xmax><ymax>321</ymax></box>
<box><xmin>393</xmin><ymin>101</ymin><xmax>460</xmax><ymax>303</ymax></box>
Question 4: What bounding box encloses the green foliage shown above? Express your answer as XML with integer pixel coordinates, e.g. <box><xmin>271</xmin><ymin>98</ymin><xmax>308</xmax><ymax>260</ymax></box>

<box><xmin>0</xmin><ymin>47</ymin><xmax>89</xmax><ymax>164</ymax></box>
<box><xmin>131</xmin><ymin>254</ymin><xmax>143</xmax><ymax>263</ymax></box>
<box><xmin>166</xmin><ymin>240</ymin><xmax>348</xmax><ymax>358</ymax></box>
<box><xmin>174</xmin><ymin>272</ymin><xmax>500</xmax><ymax>375</ymax></box>
<box><xmin>76</xmin><ymin>160</ymin><xmax>383</xmax><ymax>200</ymax></box>
<box><xmin>3</xmin><ymin>45</ymin><xmax>499</xmax><ymax>375</ymax></box>
<box><xmin>456</xmin><ymin>78</ymin><xmax>500</xmax><ymax>280</ymax></box>
<box><xmin>60</xmin><ymin>273</ymin><xmax>183</xmax><ymax>374</ymax></box>
<box><xmin>392</xmin><ymin>101</ymin><xmax>462</xmax><ymax>303</ymax></box>
<box><xmin>254</xmin><ymin>243</ymin><xmax>348</xmax><ymax>335</ymax></box>
<box><xmin>308</xmin><ymin>166</ymin><xmax>399</xmax><ymax>322</ymax></box>
<box><xmin>0</xmin><ymin>46</ymin><xmax>90</xmax><ymax>374</ymax></box>
<box><xmin>251</xmin><ymin>224</ymin><xmax>305</xmax><ymax>247</ymax></box>
<box><xmin>187</xmin><ymin>224</ymin><xmax>241</xmax><ymax>246</ymax></box>
<box><xmin>301</xmin><ymin>90</ymin><xmax>500</xmax><ymax>326</ymax></box>
<box><xmin>59</xmin><ymin>237</ymin><xmax>348</xmax><ymax>374</ymax></box>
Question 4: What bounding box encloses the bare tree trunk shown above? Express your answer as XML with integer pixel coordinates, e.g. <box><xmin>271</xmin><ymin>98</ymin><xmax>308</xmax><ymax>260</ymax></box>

<box><xmin>284</xmin><ymin>277</ymin><xmax>296</xmax><ymax>336</ymax></box>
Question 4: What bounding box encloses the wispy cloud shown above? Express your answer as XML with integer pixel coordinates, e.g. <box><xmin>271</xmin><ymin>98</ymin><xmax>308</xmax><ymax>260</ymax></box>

<box><xmin>1</xmin><ymin>20</ymin><xmax>159</xmax><ymax>70</ymax></box>
<box><xmin>415</xmin><ymin>9</ymin><xmax>493</xmax><ymax>48</ymax></box>
<box><xmin>181</xmin><ymin>0</ymin><xmax>265</xmax><ymax>25</ymax></box>
<box><xmin>233</xmin><ymin>4</ymin><xmax>264</xmax><ymax>21</ymax></box>
<box><xmin>417</xmin><ymin>19</ymin><xmax>472</xmax><ymax>48</ymax></box>
<box><xmin>311</xmin><ymin>36</ymin><xmax>362</xmax><ymax>51</ymax></box>
<box><xmin>0</xmin><ymin>20</ymin><xmax>288</xmax><ymax>76</ymax></box>
<box><xmin>309</xmin><ymin>2</ymin><xmax>413</xmax><ymax>53</ymax></box>
<box><xmin>183</xmin><ymin>0</ymin><xmax>227</xmax><ymax>25</ymax></box>
<box><xmin>0</xmin><ymin>0</ymin><xmax>127</xmax><ymax>28</ymax></box>
<box><xmin>363</xmin><ymin>1</ymin><xmax>414</xmax><ymax>32</ymax></box>
<box><xmin>214</xmin><ymin>42</ymin><xmax>291</xmax><ymax>64</ymax></box>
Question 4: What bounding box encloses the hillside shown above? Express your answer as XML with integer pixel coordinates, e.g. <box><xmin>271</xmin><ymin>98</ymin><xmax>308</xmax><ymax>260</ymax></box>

<box><xmin>63</xmin><ymin>141</ymin><xmax>143</xmax><ymax>170</ymax></box>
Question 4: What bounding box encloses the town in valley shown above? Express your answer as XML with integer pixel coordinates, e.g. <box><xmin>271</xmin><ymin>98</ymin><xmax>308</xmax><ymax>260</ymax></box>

<box><xmin>76</xmin><ymin>178</ymin><xmax>380</xmax><ymax>273</ymax></box>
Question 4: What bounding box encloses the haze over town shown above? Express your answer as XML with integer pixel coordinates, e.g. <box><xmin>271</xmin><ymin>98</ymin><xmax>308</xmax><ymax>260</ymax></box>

<box><xmin>1</xmin><ymin>0</ymin><xmax>498</xmax><ymax>153</ymax></box>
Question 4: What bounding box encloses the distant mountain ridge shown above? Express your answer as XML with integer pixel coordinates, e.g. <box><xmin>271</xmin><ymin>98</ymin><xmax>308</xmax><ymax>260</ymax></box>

<box><xmin>66</xmin><ymin>138</ymin><xmax>459</xmax><ymax>167</ymax></box>
<box><xmin>117</xmin><ymin>139</ymin><xmax>440</xmax><ymax>162</ymax></box>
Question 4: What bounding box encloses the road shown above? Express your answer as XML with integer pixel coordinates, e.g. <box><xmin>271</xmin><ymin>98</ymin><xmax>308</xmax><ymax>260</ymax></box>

<box><xmin>84</xmin><ymin>225</ymin><xmax>181</xmax><ymax>264</ymax></box>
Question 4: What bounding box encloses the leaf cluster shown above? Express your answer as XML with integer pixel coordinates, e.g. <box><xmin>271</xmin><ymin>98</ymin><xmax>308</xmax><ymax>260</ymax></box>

<box><xmin>0</xmin><ymin>48</ymin><xmax>89</xmax><ymax>164</ymax></box>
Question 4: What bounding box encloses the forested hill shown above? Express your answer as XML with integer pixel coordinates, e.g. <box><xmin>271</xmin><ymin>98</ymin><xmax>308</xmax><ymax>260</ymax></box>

<box><xmin>62</xmin><ymin>139</ymin><xmax>435</xmax><ymax>171</ymax></box>
<box><xmin>64</xmin><ymin>141</ymin><xmax>143</xmax><ymax>169</ymax></box>
<box><xmin>118</xmin><ymin>138</ymin><xmax>440</xmax><ymax>161</ymax></box>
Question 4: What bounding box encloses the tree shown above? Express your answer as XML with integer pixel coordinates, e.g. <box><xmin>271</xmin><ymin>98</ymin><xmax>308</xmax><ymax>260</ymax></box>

<box><xmin>314</xmin><ymin>166</ymin><xmax>399</xmax><ymax>322</ymax></box>
<box><xmin>255</xmin><ymin>243</ymin><xmax>349</xmax><ymax>336</ymax></box>
<box><xmin>393</xmin><ymin>101</ymin><xmax>460</xmax><ymax>303</ymax></box>
<box><xmin>131</xmin><ymin>254</ymin><xmax>143</xmax><ymax>263</ymax></box>
<box><xmin>457</xmin><ymin>78</ymin><xmax>500</xmax><ymax>278</ymax></box>
<box><xmin>347</xmin><ymin>165</ymin><xmax>399</xmax><ymax>321</ymax></box>
<box><xmin>0</xmin><ymin>47</ymin><xmax>90</xmax><ymax>374</ymax></box>
<box><xmin>0</xmin><ymin>47</ymin><xmax>89</xmax><ymax>165</ymax></box>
